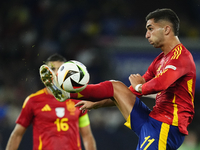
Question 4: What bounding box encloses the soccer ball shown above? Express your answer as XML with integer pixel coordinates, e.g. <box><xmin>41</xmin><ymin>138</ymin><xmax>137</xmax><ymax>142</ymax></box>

<box><xmin>57</xmin><ymin>60</ymin><xmax>90</xmax><ymax>93</ymax></box>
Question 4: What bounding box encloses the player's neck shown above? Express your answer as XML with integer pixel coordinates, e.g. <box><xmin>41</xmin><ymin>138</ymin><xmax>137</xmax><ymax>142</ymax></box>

<box><xmin>161</xmin><ymin>36</ymin><xmax>181</xmax><ymax>55</ymax></box>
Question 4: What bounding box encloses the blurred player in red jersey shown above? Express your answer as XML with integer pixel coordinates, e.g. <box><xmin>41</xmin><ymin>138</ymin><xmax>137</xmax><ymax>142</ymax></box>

<box><xmin>6</xmin><ymin>54</ymin><xmax>97</xmax><ymax>150</ymax></box>
<box><xmin>40</xmin><ymin>9</ymin><xmax>196</xmax><ymax>150</ymax></box>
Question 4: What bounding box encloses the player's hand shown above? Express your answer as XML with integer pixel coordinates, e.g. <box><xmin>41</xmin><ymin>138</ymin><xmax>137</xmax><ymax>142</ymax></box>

<box><xmin>75</xmin><ymin>101</ymin><xmax>98</xmax><ymax>113</ymax></box>
<box><xmin>129</xmin><ymin>73</ymin><xmax>145</xmax><ymax>89</ymax></box>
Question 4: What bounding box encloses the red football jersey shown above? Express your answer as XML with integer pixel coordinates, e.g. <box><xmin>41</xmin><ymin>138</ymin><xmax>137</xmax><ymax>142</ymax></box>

<box><xmin>16</xmin><ymin>88</ymin><xmax>89</xmax><ymax>150</ymax></box>
<box><xmin>130</xmin><ymin>44</ymin><xmax>196</xmax><ymax>135</ymax></box>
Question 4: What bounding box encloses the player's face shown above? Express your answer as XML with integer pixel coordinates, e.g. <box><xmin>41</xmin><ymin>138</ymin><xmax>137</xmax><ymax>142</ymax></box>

<box><xmin>47</xmin><ymin>61</ymin><xmax>64</xmax><ymax>75</ymax></box>
<box><xmin>145</xmin><ymin>19</ymin><xmax>165</xmax><ymax>48</ymax></box>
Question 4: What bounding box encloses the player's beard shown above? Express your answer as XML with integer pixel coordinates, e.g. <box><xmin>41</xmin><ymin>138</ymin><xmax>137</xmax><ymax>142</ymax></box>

<box><xmin>151</xmin><ymin>32</ymin><xmax>164</xmax><ymax>48</ymax></box>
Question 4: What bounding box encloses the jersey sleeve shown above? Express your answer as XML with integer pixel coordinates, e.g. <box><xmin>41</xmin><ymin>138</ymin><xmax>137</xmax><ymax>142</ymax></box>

<box><xmin>16</xmin><ymin>96</ymin><xmax>34</xmax><ymax>128</ymax></box>
<box><xmin>142</xmin><ymin>53</ymin><xmax>190</xmax><ymax>95</ymax></box>
<box><xmin>142</xmin><ymin>59</ymin><xmax>157</xmax><ymax>82</ymax></box>
<box><xmin>128</xmin><ymin>86</ymin><xmax>142</xmax><ymax>98</ymax></box>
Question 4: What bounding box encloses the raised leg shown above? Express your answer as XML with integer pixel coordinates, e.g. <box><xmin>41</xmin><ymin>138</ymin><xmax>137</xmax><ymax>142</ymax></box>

<box><xmin>111</xmin><ymin>80</ymin><xmax>136</xmax><ymax>120</ymax></box>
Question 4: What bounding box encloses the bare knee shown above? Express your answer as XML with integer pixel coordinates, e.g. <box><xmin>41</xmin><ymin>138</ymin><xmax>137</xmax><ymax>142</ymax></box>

<box><xmin>110</xmin><ymin>80</ymin><xmax>136</xmax><ymax>119</ymax></box>
<box><xmin>110</xmin><ymin>80</ymin><xmax>131</xmax><ymax>95</ymax></box>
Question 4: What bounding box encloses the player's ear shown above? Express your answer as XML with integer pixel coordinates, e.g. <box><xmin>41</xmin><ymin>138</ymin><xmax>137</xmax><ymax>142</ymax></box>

<box><xmin>164</xmin><ymin>25</ymin><xmax>171</xmax><ymax>35</ymax></box>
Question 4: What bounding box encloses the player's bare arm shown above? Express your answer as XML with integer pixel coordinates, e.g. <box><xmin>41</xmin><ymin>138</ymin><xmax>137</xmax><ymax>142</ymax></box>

<box><xmin>79</xmin><ymin>125</ymin><xmax>97</xmax><ymax>150</ymax></box>
<box><xmin>6</xmin><ymin>124</ymin><xmax>27</xmax><ymax>150</ymax></box>
<box><xmin>75</xmin><ymin>99</ymin><xmax>115</xmax><ymax>112</ymax></box>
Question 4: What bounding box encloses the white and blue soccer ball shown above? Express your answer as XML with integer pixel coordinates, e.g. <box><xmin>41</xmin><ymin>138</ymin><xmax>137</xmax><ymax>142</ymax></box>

<box><xmin>57</xmin><ymin>60</ymin><xmax>90</xmax><ymax>93</ymax></box>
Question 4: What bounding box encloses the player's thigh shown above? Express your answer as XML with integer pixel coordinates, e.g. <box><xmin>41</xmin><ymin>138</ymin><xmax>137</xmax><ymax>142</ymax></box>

<box><xmin>111</xmin><ymin>80</ymin><xmax>136</xmax><ymax>120</ymax></box>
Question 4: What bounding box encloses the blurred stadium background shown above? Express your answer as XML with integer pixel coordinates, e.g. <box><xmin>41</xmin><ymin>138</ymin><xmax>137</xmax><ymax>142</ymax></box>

<box><xmin>0</xmin><ymin>0</ymin><xmax>200</xmax><ymax>149</ymax></box>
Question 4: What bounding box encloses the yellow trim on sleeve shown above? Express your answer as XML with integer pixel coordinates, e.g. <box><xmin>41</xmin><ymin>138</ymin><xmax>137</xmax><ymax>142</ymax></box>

<box><xmin>79</xmin><ymin>113</ymin><xmax>90</xmax><ymax>128</ymax></box>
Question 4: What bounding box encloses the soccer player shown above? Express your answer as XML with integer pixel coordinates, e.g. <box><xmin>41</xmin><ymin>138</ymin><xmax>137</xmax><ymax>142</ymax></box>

<box><xmin>40</xmin><ymin>9</ymin><xmax>196</xmax><ymax>150</ymax></box>
<box><xmin>6</xmin><ymin>54</ymin><xmax>97</xmax><ymax>150</ymax></box>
